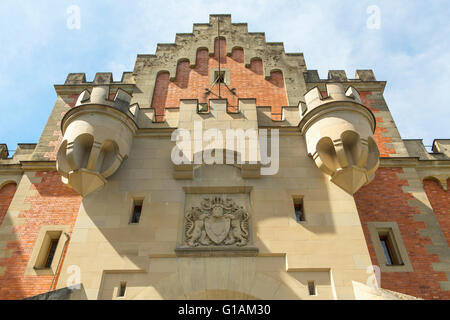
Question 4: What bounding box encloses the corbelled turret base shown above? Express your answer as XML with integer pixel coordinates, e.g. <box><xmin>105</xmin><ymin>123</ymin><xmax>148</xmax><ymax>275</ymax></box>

<box><xmin>67</xmin><ymin>169</ymin><xmax>106</xmax><ymax>197</ymax></box>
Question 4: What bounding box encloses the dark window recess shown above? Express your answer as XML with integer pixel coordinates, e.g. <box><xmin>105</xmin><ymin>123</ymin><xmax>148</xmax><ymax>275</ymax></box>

<box><xmin>380</xmin><ymin>237</ymin><xmax>393</xmax><ymax>265</ymax></box>
<box><xmin>118</xmin><ymin>282</ymin><xmax>127</xmax><ymax>297</ymax></box>
<box><xmin>44</xmin><ymin>239</ymin><xmax>59</xmax><ymax>268</ymax></box>
<box><xmin>214</xmin><ymin>71</ymin><xmax>225</xmax><ymax>84</ymax></box>
<box><xmin>293</xmin><ymin>198</ymin><xmax>305</xmax><ymax>222</ymax></box>
<box><xmin>308</xmin><ymin>281</ymin><xmax>316</xmax><ymax>296</ymax></box>
<box><xmin>130</xmin><ymin>200</ymin><xmax>143</xmax><ymax>224</ymax></box>
<box><xmin>379</xmin><ymin>233</ymin><xmax>403</xmax><ymax>266</ymax></box>
<box><xmin>197</xmin><ymin>103</ymin><xmax>209</xmax><ymax>114</ymax></box>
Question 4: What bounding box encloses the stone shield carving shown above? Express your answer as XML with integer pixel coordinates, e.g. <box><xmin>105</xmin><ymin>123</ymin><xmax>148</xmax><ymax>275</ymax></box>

<box><xmin>184</xmin><ymin>197</ymin><xmax>249</xmax><ymax>247</ymax></box>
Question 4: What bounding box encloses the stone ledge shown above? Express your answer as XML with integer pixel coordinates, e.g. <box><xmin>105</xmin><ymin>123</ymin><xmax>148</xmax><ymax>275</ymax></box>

<box><xmin>175</xmin><ymin>246</ymin><xmax>259</xmax><ymax>257</ymax></box>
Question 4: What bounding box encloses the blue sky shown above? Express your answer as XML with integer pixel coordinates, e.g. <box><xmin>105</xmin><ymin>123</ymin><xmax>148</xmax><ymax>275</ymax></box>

<box><xmin>0</xmin><ymin>0</ymin><xmax>449</xmax><ymax>152</ymax></box>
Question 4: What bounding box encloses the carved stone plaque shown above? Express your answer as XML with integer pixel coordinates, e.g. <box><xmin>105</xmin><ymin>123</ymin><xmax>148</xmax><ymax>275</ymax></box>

<box><xmin>176</xmin><ymin>194</ymin><xmax>258</xmax><ymax>256</ymax></box>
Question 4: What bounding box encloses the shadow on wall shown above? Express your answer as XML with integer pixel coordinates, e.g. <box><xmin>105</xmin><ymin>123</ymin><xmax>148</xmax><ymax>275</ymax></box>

<box><xmin>0</xmin><ymin>182</ymin><xmax>17</xmax><ymax>226</ymax></box>
<box><xmin>63</xmin><ymin>153</ymin><xmax>338</xmax><ymax>300</ymax></box>
<box><xmin>0</xmin><ymin>172</ymin><xmax>81</xmax><ymax>300</ymax></box>
<box><xmin>0</xmin><ymin>181</ymin><xmax>25</xmax><ymax>300</ymax></box>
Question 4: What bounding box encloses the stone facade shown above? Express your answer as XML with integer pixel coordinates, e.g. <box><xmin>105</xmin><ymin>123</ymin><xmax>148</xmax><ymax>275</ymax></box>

<box><xmin>0</xmin><ymin>15</ymin><xmax>448</xmax><ymax>300</ymax></box>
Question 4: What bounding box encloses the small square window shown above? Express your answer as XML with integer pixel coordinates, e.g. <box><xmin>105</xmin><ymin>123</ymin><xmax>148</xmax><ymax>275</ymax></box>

<box><xmin>293</xmin><ymin>197</ymin><xmax>305</xmax><ymax>222</ymax></box>
<box><xmin>197</xmin><ymin>102</ymin><xmax>209</xmax><ymax>114</ymax></box>
<box><xmin>214</xmin><ymin>71</ymin><xmax>225</xmax><ymax>84</ymax></box>
<box><xmin>130</xmin><ymin>200</ymin><xmax>143</xmax><ymax>224</ymax></box>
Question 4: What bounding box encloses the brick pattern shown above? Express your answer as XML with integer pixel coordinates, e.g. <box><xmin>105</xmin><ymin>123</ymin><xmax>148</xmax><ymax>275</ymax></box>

<box><xmin>359</xmin><ymin>91</ymin><xmax>396</xmax><ymax>157</ymax></box>
<box><xmin>0</xmin><ymin>183</ymin><xmax>17</xmax><ymax>226</ymax></box>
<box><xmin>423</xmin><ymin>179</ymin><xmax>450</xmax><ymax>246</ymax></box>
<box><xmin>151</xmin><ymin>39</ymin><xmax>288</xmax><ymax>122</ymax></box>
<box><xmin>355</xmin><ymin>168</ymin><xmax>450</xmax><ymax>299</ymax></box>
<box><xmin>0</xmin><ymin>172</ymin><xmax>81</xmax><ymax>300</ymax></box>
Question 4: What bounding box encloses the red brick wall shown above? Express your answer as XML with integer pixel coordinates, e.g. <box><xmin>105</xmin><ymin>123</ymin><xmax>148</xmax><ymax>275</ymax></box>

<box><xmin>0</xmin><ymin>171</ymin><xmax>81</xmax><ymax>300</ymax></box>
<box><xmin>151</xmin><ymin>38</ymin><xmax>288</xmax><ymax>122</ymax></box>
<box><xmin>0</xmin><ymin>183</ymin><xmax>17</xmax><ymax>226</ymax></box>
<box><xmin>423</xmin><ymin>178</ymin><xmax>450</xmax><ymax>246</ymax></box>
<box><xmin>359</xmin><ymin>91</ymin><xmax>396</xmax><ymax>157</ymax></box>
<box><xmin>355</xmin><ymin>168</ymin><xmax>450</xmax><ymax>299</ymax></box>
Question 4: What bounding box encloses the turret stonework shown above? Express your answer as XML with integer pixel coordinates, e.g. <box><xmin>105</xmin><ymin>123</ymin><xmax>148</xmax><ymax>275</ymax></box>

<box><xmin>300</xmin><ymin>83</ymin><xmax>380</xmax><ymax>194</ymax></box>
<box><xmin>57</xmin><ymin>86</ymin><xmax>137</xmax><ymax>196</ymax></box>
<box><xmin>0</xmin><ymin>15</ymin><xmax>449</xmax><ymax>301</ymax></box>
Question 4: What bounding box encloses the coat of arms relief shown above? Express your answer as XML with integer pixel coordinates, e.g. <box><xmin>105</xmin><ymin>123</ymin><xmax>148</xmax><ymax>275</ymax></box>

<box><xmin>184</xmin><ymin>197</ymin><xmax>250</xmax><ymax>247</ymax></box>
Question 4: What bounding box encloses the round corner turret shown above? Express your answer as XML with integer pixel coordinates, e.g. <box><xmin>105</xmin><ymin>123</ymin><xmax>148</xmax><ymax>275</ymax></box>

<box><xmin>56</xmin><ymin>86</ymin><xmax>137</xmax><ymax>196</ymax></box>
<box><xmin>300</xmin><ymin>83</ymin><xmax>380</xmax><ymax>194</ymax></box>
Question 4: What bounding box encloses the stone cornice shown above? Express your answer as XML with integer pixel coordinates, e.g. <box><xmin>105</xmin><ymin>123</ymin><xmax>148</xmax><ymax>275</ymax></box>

<box><xmin>1</xmin><ymin>153</ymin><xmax>449</xmax><ymax>174</ymax></box>
<box><xmin>380</xmin><ymin>157</ymin><xmax>450</xmax><ymax>168</ymax></box>
<box><xmin>0</xmin><ymin>161</ymin><xmax>56</xmax><ymax>173</ymax></box>
<box><xmin>305</xmin><ymin>81</ymin><xmax>386</xmax><ymax>94</ymax></box>
<box><xmin>54</xmin><ymin>84</ymin><xmax>135</xmax><ymax>96</ymax></box>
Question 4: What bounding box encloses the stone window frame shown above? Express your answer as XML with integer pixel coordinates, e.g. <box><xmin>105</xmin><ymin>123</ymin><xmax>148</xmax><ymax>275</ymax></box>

<box><xmin>127</xmin><ymin>193</ymin><xmax>149</xmax><ymax>226</ymax></box>
<box><xmin>367</xmin><ymin>222</ymin><xmax>413</xmax><ymax>272</ymax></box>
<box><xmin>287</xmin><ymin>192</ymin><xmax>308</xmax><ymax>226</ymax></box>
<box><xmin>116</xmin><ymin>281</ymin><xmax>127</xmax><ymax>299</ymax></box>
<box><xmin>25</xmin><ymin>225</ymin><xmax>71</xmax><ymax>276</ymax></box>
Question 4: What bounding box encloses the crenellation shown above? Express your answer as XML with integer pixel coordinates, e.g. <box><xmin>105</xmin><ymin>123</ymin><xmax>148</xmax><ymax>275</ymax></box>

<box><xmin>175</xmin><ymin>33</ymin><xmax>195</xmax><ymax>42</ymax></box>
<box><xmin>328</xmin><ymin>70</ymin><xmax>348</xmax><ymax>81</ymax></box>
<box><xmin>404</xmin><ymin>139</ymin><xmax>450</xmax><ymax>160</ymax></box>
<box><xmin>248</xmin><ymin>32</ymin><xmax>265</xmax><ymax>36</ymax></box>
<box><xmin>404</xmin><ymin>139</ymin><xmax>433</xmax><ymax>160</ymax></box>
<box><xmin>303</xmin><ymin>70</ymin><xmax>320</xmax><ymax>82</ymax></box>
<box><xmin>120</xmin><ymin>72</ymin><xmax>135</xmax><ymax>84</ymax></box>
<box><xmin>65</xmin><ymin>73</ymin><xmax>86</xmax><ymax>85</ymax></box>
<box><xmin>136</xmin><ymin>54</ymin><xmax>157</xmax><ymax>58</ymax></box>
<box><xmin>304</xmin><ymin>69</ymin><xmax>378</xmax><ymax>83</ymax></box>
<box><xmin>15</xmin><ymin>143</ymin><xmax>36</xmax><ymax>153</ymax></box>
<box><xmin>285</xmin><ymin>53</ymin><xmax>304</xmax><ymax>57</ymax></box>
<box><xmin>192</xmin><ymin>23</ymin><xmax>211</xmax><ymax>34</ymax></box>
<box><xmin>73</xmin><ymin>86</ymin><xmax>136</xmax><ymax>118</ymax></box>
<box><xmin>209</xmin><ymin>14</ymin><xmax>231</xmax><ymax>25</ymax></box>
<box><xmin>0</xmin><ymin>143</ymin><xmax>38</xmax><ymax>163</ymax></box>
<box><xmin>63</xmin><ymin>72</ymin><xmax>135</xmax><ymax>86</ymax></box>
<box><xmin>93</xmin><ymin>72</ymin><xmax>113</xmax><ymax>84</ymax></box>
<box><xmin>10</xmin><ymin>144</ymin><xmax>36</xmax><ymax>161</ymax></box>
<box><xmin>0</xmin><ymin>144</ymin><xmax>8</xmax><ymax>160</ymax></box>
<box><xmin>1</xmin><ymin>14</ymin><xmax>449</xmax><ymax>301</ymax></box>
<box><xmin>355</xmin><ymin>70</ymin><xmax>376</xmax><ymax>81</ymax></box>
<box><xmin>230</xmin><ymin>23</ymin><xmax>249</xmax><ymax>37</ymax></box>
<box><xmin>156</xmin><ymin>43</ymin><xmax>177</xmax><ymax>51</ymax></box>
<box><xmin>432</xmin><ymin>139</ymin><xmax>450</xmax><ymax>157</ymax></box>
<box><xmin>266</xmin><ymin>42</ymin><xmax>285</xmax><ymax>47</ymax></box>
<box><xmin>129</xmin><ymin>15</ymin><xmax>308</xmax><ymax>108</ymax></box>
